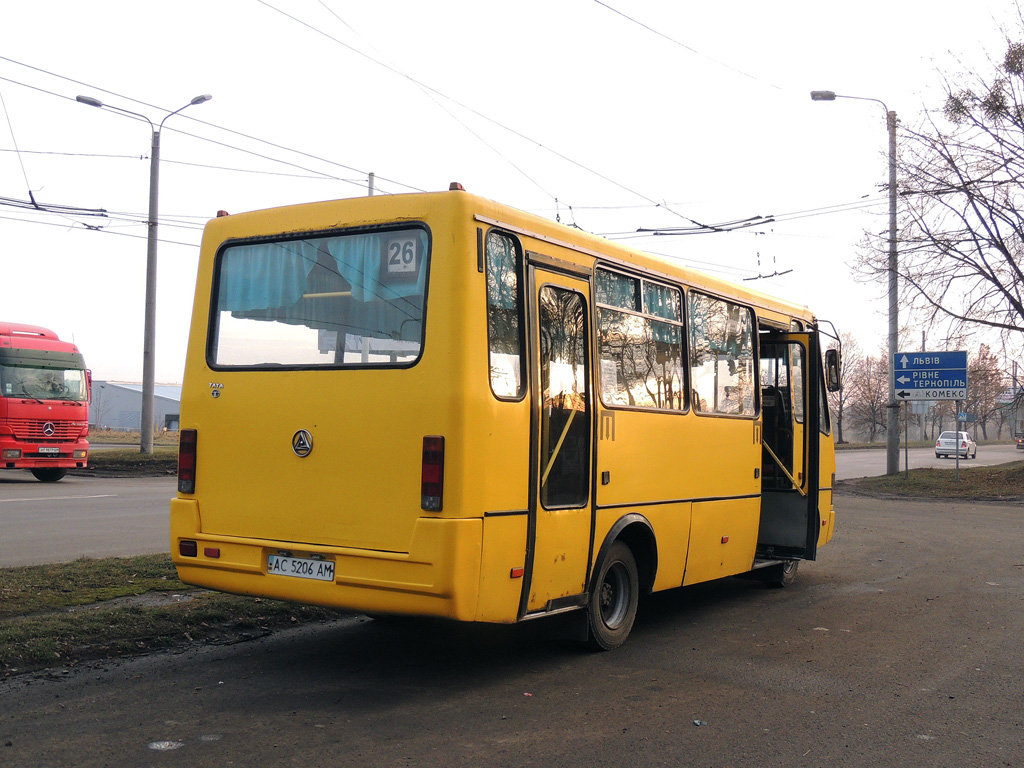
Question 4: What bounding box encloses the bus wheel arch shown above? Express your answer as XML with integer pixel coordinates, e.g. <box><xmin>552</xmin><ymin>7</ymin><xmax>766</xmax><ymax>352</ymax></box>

<box><xmin>586</xmin><ymin>516</ymin><xmax>657</xmax><ymax>650</ymax></box>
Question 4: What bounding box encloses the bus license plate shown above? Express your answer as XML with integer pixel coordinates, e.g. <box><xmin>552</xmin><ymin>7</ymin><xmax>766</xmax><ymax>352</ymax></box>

<box><xmin>267</xmin><ymin>554</ymin><xmax>335</xmax><ymax>582</ymax></box>
<box><xmin>38</xmin><ymin>447</ymin><xmax>60</xmax><ymax>455</ymax></box>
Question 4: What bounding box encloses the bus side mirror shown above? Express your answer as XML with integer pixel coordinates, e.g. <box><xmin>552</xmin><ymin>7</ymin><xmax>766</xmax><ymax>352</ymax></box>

<box><xmin>824</xmin><ymin>349</ymin><xmax>841</xmax><ymax>392</ymax></box>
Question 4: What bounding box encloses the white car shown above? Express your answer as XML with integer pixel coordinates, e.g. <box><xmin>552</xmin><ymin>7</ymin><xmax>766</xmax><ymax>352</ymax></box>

<box><xmin>935</xmin><ymin>431</ymin><xmax>977</xmax><ymax>459</ymax></box>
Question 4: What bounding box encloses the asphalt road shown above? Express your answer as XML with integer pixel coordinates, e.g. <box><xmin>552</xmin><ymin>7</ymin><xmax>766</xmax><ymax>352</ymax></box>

<box><xmin>2</xmin><ymin>492</ymin><xmax>1022</xmax><ymax>767</ymax></box>
<box><xmin>835</xmin><ymin>443</ymin><xmax>1022</xmax><ymax>480</ymax></box>
<box><xmin>0</xmin><ymin>446</ymin><xmax>1020</xmax><ymax>567</ymax></box>
<box><xmin>0</xmin><ymin>473</ymin><xmax>174</xmax><ymax>566</ymax></box>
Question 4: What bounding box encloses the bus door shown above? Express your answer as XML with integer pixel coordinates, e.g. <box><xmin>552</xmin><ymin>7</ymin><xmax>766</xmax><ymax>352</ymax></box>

<box><xmin>758</xmin><ymin>332</ymin><xmax>821</xmax><ymax>561</ymax></box>
<box><xmin>523</xmin><ymin>267</ymin><xmax>594</xmax><ymax>615</ymax></box>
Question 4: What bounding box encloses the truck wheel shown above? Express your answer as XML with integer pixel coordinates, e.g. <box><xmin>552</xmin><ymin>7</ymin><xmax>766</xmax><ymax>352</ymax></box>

<box><xmin>587</xmin><ymin>541</ymin><xmax>639</xmax><ymax>651</ymax></box>
<box><xmin>31</xmin><ymin>468</ymin><xmax>67</xmax><ymax>482</ymax></box>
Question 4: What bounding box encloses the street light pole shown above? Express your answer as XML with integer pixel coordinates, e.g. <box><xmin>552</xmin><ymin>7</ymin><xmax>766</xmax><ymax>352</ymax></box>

<box><xmin>811</xmin><ymin>90</ymin><xmax>901</xmax><ymax>475</ymax></box>
<box><xmin>76</xmin><ymin>94</ymin><xmax>211</xmax><ymax>454</ymax></box>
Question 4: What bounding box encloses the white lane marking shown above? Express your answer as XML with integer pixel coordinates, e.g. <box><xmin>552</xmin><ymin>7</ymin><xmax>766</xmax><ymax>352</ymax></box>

<box><xmin>0</xmin><ymin>494</ymin><xmax>117</xmax><ymax>503</ymax></box>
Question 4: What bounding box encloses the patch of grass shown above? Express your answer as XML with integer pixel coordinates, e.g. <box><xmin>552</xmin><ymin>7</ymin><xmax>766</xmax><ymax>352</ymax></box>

<box><xmin>0</xmin><ymin>554</ymin><xmax>186</xmax><ymax>619</ymax></box>
<box><xmin>843</xmin><ymin>460</ymin><xmax>1024</xmax><ymax>500</ymax></box>
<box><xmin>90</xmin><ymin>428</ymin><xmax>178</xmax><ymax>446</ymax></box>
<box><xmin>84</xmin><ymin>446</ymin><xmax>178</xmax><ymax>474</ymax></box>
<box><xmin>0</xmin><ymin>555</ymin><xmax>342</xmax><ymax>676</ymax></box>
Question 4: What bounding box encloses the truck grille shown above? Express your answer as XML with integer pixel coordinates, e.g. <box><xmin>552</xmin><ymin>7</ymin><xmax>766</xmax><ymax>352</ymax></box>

<box><xmin>7</xmin><ymin>418</ymin><xmax>87</xmax><ymax>440</ymax></box>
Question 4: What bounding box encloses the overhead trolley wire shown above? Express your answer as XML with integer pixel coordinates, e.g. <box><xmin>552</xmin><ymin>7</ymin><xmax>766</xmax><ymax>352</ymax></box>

<box><xmin>0</xmin><ymin>57</ymin><xmax>420</xmax><ymax>195</ymax></box>
<box><xmin>255</xmin><ymin>0</ymin><xmax>718</xmax><ymax>229</ymax></box>
<box><xmin>591</xmin><ymin>1</ymin><xmax>786</xmax><ymax>91</ymax></box>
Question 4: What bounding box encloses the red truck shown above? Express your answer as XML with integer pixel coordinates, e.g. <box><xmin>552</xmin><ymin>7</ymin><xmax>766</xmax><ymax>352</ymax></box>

<box><xmin>0</xmin><ymin>323</ymin><xmax>90</xmax><ymax>482</ymax></box>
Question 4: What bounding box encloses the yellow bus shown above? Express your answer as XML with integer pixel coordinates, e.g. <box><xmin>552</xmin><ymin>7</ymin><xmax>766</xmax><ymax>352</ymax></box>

<box><xmin>171</xmin><ymin>186</ymin><xmax>839</xmax><ymax>649</ymax></box>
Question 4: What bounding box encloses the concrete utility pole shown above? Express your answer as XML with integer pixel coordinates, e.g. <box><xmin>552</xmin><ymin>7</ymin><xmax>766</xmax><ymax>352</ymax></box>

<box><xmin>77</xmin><ymin>94</ymin><xmax>212</xmax><ymax>453</ymax></box>
<box><xmin>811</xmin><ymin>90</ymin><xmax>901</xmax><ymax>474</ymax></box>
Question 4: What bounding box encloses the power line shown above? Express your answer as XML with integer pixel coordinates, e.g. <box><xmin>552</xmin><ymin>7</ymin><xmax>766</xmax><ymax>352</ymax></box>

<box><xmin>0</xmin><ymin>85</ymin><xmax>33</xmax><ymax>195</ymax></box>
<box><xmin>0</xmin><ymin>69</ymin><xmax>373</xmax><ymax>193</ymax></box>
<box><xmin>0</xmin><ymin>147</ymin><xmax>354</xmax><ymax>181</ymax></box>
<box><xmin>312</xmin><ymin>0</ymin><xmax>557</xmax><ymax>200</ymax></box>
<box><xmin>0</xmin><ymin>210</ymin><xmax>199</xmax><ymax>247</ymax></box>
<box><xmin>592</xmin><ymin>1</ymin><xmax>786</xmax><ymax>91</ymax></box>
<box><xmin>0</xmin><ymin>58</ymin><xmax>420</xmax><ymax>194</ymax></box>
<box><xmin>0</xmin><ymin>48</ymin><xmax>884</xmax><ymax>243</ymax></box>
<box><xmin>254</xmin><ymin>0</ymin><xmax>715</xmax><ymax>227</ymax></box>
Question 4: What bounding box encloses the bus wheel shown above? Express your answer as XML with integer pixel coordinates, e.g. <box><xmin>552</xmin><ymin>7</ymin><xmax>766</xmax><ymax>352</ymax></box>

<box><xmin>587</xmin><ymin>541</ymin><xmax>639</xmax><ymax>651</ymax></box>
<box><xmin>761</xmin><ymin>560</ymin><xmax>799</xmax><ymax>588</ymax></box>
<box><xmin>31</xmin><ymin>468</ymin><xmax>67</xmax><ymax>482</ymax></box>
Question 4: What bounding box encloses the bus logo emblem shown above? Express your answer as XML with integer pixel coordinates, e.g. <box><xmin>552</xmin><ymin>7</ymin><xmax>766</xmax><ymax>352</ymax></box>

<box><xmin>42</xmin><ymin>422</ymin><xmax>56</xmax><ymax>437</ymax></box>
<box><xmin>292</xmin><ymin>429</ymin><xmax>313</xmax><ymax>458</ymax></box>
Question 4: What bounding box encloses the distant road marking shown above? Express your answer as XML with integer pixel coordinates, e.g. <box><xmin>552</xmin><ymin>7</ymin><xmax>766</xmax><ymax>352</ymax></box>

<box><xmin>0</xmin><ymin>494</ymin><xmax>117</xmax><ymax>503</ymax></box>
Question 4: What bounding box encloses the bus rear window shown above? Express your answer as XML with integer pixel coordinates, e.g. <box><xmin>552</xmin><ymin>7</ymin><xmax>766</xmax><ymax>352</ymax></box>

<box><xmin>210</xmin><ymin>227</ymin><xmax>429</xmax><ymax>367</ymax></box>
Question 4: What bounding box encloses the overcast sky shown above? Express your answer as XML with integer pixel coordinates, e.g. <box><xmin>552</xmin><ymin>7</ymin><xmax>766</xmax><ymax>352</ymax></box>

<box><xmin>1</xmin><ymin>1</ymin><xmax>1018</xmax><ymax>382</ymax></box>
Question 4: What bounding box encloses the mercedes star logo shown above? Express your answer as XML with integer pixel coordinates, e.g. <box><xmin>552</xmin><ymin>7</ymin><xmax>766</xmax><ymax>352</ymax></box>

<box><xmin>42</xmin><ymin>422</ymin><xmax>56</xmax><ymax>437</ymax></box>
<box><xmin>292</xmin><ymin>429</ymin><xmax>313</xmax><ymax>458</ymax></box>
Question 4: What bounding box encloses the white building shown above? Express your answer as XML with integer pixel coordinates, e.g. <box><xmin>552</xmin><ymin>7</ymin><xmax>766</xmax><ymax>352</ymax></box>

<box><xmin>90</xmin><ymin>381</ymin><xmax>182</xmax><ymax>432</ymax></box>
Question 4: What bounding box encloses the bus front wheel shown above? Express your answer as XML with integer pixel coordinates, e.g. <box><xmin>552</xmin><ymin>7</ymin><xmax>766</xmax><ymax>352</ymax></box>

<box><xmin>761</xmin><ymin>559</ymin><xmax>799</xmax><ymax>588</ymax></box>
<box><xmin>587</xmin><ymin>541</ymin><xmax>639</xmax><ymax>651</ymax></box>
<box><xmin>31</xmin><ymin>468</ymin><xmax>67</xmax><ymax>482</ymax></box>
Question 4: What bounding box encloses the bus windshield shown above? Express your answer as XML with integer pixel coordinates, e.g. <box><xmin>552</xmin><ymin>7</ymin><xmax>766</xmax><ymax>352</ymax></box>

<box><xmin>0</xmin><ymin>364</ymin><xmax>89</xmax><ymax>402</ymax></box>
<box><xmin>210</xmin><ymin>227</ymin><xmax>429</xmax><ymax>368</ymax></box>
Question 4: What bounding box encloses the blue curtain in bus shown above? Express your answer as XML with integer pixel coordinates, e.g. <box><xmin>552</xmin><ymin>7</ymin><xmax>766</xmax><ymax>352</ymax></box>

<box><xmin>596</xmin><ymin>271</ymin><xmax>637</xmax><ymax>310</ymax></box>
<box><xmin>643</xmin><ymin>282</ymin><xmax>680</xmax><ymax>321</ymax></box>
<box><xmin>218</xmin><ymin>240</ymin><xmax>319</xmax><ymax>312</ymax></box>
<box><xmin>323</xmin><ymin>232</ymin><xmax>426</xmax><ymax>302</ymax></box>
<box><xmin>217</xmin><ymin>232</ymin><xmax>427</xmax><ymax>313</ymax></box>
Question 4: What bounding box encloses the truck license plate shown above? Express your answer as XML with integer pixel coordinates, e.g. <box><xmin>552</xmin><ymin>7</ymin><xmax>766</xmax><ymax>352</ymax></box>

<box><xmin>267</xmin><ymin>554</ymin><xmax>335</xmax><ymax>582</ymax></box>
<box><xmin>38</xmin><ymin>447</ymin><xmax>60</xmax><ymax>455</ymax></box>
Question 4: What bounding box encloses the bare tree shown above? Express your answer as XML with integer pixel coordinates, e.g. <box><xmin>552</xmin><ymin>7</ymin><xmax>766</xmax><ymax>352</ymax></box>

<box><xmin>965</xmin><ymin>344</ymin><xmax>1007</xmax><ymax>438</ymax></box>
<box><xmin>859</xmin><ymin>28</ymin><xmax>1024</xmax><ymax>345</ymax></box>
<box><xmin>848</xmin><ymin>350</ymin><xmax>890</xmax><ymax>442</ymax></box>
<box><xmin>826</xmin><ymin>332</ymin><xmax>862</xmax><ymax>444</ymax></box>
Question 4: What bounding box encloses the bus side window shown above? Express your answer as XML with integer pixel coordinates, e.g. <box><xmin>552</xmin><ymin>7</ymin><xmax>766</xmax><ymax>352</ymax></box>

<box><xmin>485</xmin><ymin>230</ymin><xmax>525</xmax><ymax>399</ymax></box>
<box><xmin>688</xmin><ymin>292</ymin><xmax>756</xmax><ymax>416</ymax></box>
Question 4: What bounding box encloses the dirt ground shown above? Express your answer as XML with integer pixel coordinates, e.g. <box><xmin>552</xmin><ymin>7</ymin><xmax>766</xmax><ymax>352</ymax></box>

<box><xmin>2</xmin><ymin>492</ymin><xmax>1022</xmax><ymax>767</ymax></box>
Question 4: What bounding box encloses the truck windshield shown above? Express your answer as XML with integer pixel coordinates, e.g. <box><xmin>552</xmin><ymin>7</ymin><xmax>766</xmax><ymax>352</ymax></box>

<box><xmin>0</xmin><ymin>364</ymin><xmax>89</xmax><ymax>402</ymax></box>
<box><xmin>210</xmin><ymin>226</ymin><xmax>429</xmax><ymax>368</ymax></box>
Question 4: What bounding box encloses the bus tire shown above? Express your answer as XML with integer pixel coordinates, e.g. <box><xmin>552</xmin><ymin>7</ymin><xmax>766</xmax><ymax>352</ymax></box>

<box><xmin>762</xmin><ymin>559</ymin><xmax>799</xmax><ymax>588</ymax></box>
<box><xmin>587</xmin><ymin>541</ymin><xmax>639</xmax><ymax>651</ymax></box>
<box><xmin>31</xmin><ymin>468</ymin><xmax>67</xmax><ymax>482</ymax></box>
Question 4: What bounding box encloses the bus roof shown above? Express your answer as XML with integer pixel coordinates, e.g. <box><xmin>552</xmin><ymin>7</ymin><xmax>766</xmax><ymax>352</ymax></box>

<box><xmin>204</xmin><ymin>189</ymin><xmax>820</xmax><ymax>328</ymax></box>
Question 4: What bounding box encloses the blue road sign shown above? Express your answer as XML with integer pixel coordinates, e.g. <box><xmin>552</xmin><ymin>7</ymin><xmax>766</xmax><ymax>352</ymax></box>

<box><xmin>893</xmin><ymin>350</ymin><xmax>968</xmax><ymax>401</ymax></box>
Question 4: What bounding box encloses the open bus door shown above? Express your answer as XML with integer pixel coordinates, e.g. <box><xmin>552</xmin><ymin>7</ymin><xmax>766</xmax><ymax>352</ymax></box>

<box><xmin>521</xmin><ymin>266</ymin><xmax>594</xmax><ymax>617</ymax></box>
<box><xmin>757</xmin><ymin>331</ymin><xmax>823</xmax><ymax>562</ymax></box>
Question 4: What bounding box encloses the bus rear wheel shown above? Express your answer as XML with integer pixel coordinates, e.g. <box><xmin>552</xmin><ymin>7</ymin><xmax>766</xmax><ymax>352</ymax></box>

<box><xmin>587</xmin><ymin>541</ymin><xmax>639</xmax><ymax>651</ymax></box>
<box><xmin>31</xmin><ymin>468</ymin><xmax>68</xmax><ymax>482</ymax></box>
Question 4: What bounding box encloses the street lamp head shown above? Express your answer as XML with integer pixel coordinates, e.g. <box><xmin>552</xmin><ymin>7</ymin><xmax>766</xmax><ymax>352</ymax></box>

<box><xmin>190</xmin><ymin>94</ymin><xmax>213</xmax><ymax>105</ymax></box>
<box><xmin>76</xmin><ymin>95</ymin><xmax>104</xmax><ymax>108</ymax></box>
<box><xmin>810</xmin><ymin>90</ymin><xmax>837</xmax><ymax>101</ymax></box>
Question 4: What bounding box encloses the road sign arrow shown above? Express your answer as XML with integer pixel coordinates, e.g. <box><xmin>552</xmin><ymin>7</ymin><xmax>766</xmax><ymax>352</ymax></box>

<box><xmin>897</xmin><ymin>390</ymin><xmax>911</xmax><ymax>399</ymax></box>
<box><xmin>900</xmin><ymin>355</ymin><xmax>909</xmax><ymax>368</ymax></box>
<box><xmin>897</xmin><ymin>375</ymin><xmax>910</xmax><ymax>384</ymax></box>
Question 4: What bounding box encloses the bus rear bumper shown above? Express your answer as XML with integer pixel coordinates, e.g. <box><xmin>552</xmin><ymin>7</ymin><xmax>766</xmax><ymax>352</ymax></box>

<box><xmin>171</xmin><ymin>498</ymin><xmax>483</xmax><ymax>621</ymax></box>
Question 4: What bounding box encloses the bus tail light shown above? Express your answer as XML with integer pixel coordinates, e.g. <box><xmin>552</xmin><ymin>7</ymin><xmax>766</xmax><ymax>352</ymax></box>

<box><xmin>421</xmin><ymin>436</ymin><xmax>445</xmax><ymax>511</ymax></box>
<box><xmin>178</xmin><ymin>429</ymin><xmax>197</xmax><ymax>494</ymax></box>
